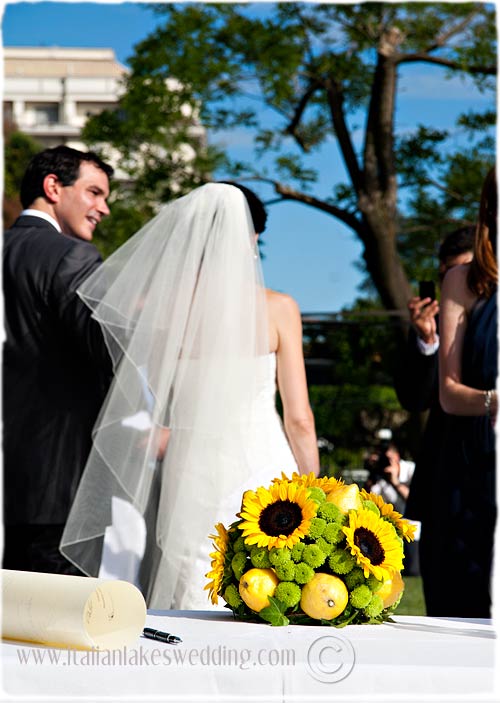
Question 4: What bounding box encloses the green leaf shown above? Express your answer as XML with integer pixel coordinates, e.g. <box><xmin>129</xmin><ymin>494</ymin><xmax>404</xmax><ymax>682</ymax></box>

<box><xmin>258</xmin><ymin>596</ymin><xmax>290</xmax><ymax>627</ymax></box>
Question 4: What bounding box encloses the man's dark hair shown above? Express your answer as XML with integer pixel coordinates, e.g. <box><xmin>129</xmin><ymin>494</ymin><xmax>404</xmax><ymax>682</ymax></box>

<box><xmin>438</xmin><ymin>225</ymin><xmax>475</xmax><ymax>263</ymax></box>
<box><xmin>217</xmin><ymin>181</ymin><xmax>268</xmax><ymax>234</ymax></box>
<box><xmin>20</xmin><ymin>145</ymin><xmax>114</xmax><ymax>209</ymax></box>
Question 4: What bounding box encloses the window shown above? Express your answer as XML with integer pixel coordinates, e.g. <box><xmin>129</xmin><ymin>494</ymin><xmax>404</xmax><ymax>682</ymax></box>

<box><xmin>33</xmin><ymin>104</ymin><xmax>59</xmax><ymax>126</ymax></box>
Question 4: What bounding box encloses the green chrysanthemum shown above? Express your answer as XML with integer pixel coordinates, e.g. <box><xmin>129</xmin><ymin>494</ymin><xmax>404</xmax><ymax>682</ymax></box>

<box><xmin>291</xmin><ymin>542</ymin><xmax>305</xmax><ymax>562</ymax></box>
<box><xmin>328</xmin><ymin>548</ymin><xmax>356</xmax><ymax>575</ymax></box>
<box><xmin>362</xmin><ymin>499</ymin><xmax>381</xmax><ymax>517</ymax></box>
<box><xmin>274</xmin><ymin>560</ymin><xmax>296</xmax><ymax>581</ymax></box>
<box><xmin>269</xmin><ymin>547</ymin><xmax>292</xmax><ymax>566</ymax></box>
<box><xmin>366</xmin><ymin>574</ymin><xmax>383</xmax><ymax>593</ymax></box>
<box><xmin>294</xmin><ymin>562</ymin><xmax>315</xmax><ymax>584</ymax></box>
<box><xmin>350</xmin><ymin>584</ymin><xmax>372</xmax><ymax>609</ymax></box>
<box><xmin>323</xmin><ymin>522</ymin><xmax>346</xmax><ymax>544</ymax></box>
<box><xmin>231</xmin><ymin>552</ymin><xmax>248</xmax><ymax>580</ymax></box>
<box><xmin>317</xmin><ymin>501</ymin><xmax>345</xmax><ymax>524</ymax></box>
<box><xmin>250</xmin><ymin>546</ymin><xmax>271</xmax><ymax>569</ymax></box>
<box><xmin>233</xmin><ymin>535</ymin><xmax>247</xmax><ymax>552</ymax></box>
<box><xmin>308</xmin><ymin>517</ymin><xmax>327</xmax><ymax>539</ymax></box>
<box><xmin>275</xmin><ymin>581</ymin><xmax>302</xmax><ymax>608</ymax></box>
<box><xmin>302</xmin><ymin>544</ymin><xmax>327</xmax><ymax>568</ymax></box>
<box><xmin>306</xmin><ymin>487</ymin><xmax>327</xmax><ymax>504</ymax></box>
<box><xmin>224</xmin><ymin>583</ymin><xmax>243</xmax><ymax>608</ymax></box>
<box><xmin>315</xmin><ymin>537</ymin><xmax>334</xmax><ymax>556</ymax></box>
<box><xmin>344</xmin><ymin>567</ymin><xmax>365</xmax><ymax>590</ymax></box>
<box><xmin>364</xmin><ymin>594</ymin><xmax>384</xmax><ymax>617</ymax></box>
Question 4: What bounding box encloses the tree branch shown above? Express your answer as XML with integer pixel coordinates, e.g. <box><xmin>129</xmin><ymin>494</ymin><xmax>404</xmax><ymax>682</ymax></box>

<box><xmin>323</xmin><ymin>76</ymin><xmax>363</xmax><ymax>191</ymax></box>
<box><xmin>397</xmin><ymin>53</ymin><xmax>496</xmax><ymax>75</ymax></box>
<box><xmin>283</xmin><ymin>80</ymin><xmax>321</xmax><ymax>152</ymax></box>
<box><xmin>422</xmin><ymin>10</ymin><xmax>481</xmax><ymax>54</ymax></box>
<box><xmin>247</xmin><ymin>176</ymin><xmax>363</xmax><ymax>234</ymax></box>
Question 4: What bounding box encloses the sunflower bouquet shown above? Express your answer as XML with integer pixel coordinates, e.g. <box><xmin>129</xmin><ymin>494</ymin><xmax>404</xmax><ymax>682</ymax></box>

<box><xmin>205</xmin><ymin>472</ymin><xmax>416</xmax><ymax>626</ymax></box>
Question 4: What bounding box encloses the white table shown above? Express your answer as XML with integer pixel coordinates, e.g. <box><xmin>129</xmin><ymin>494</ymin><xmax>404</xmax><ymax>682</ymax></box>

<box><xmin>1</xmin><ymin>611</ymin><xmax>497</xmax><ymax>702</ymax></box>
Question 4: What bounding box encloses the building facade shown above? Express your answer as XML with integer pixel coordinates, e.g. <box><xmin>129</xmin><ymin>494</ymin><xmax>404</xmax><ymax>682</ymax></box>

<box><xmin>3</xmin><ymin>46</ymin><xmax>127</xmax><ymax>150</ymax></box>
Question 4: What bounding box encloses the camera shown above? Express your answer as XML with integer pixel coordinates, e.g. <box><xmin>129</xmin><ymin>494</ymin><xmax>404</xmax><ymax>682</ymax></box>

<box><xmin>364</xmin><ymin>428</ymin><xmax>392</xmax><ymax>479</ymax></box>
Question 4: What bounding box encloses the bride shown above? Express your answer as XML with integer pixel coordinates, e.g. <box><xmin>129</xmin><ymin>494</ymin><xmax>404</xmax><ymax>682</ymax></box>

<box><xmin>60</xmin><ymin>182</ymin><xmax>319</xmax><ymax>609</ymax></box>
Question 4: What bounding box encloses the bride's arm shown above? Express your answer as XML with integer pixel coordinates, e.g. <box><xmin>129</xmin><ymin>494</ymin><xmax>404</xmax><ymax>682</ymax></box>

<box><xmin>439</xmin><ymin>265</ymin><xmax>497</xmax><ymax>417</ymax></box>
<box><xmin>272</xmin><ymin>292</ymin><xmax>320</xmax><ymax>476</ymax></box>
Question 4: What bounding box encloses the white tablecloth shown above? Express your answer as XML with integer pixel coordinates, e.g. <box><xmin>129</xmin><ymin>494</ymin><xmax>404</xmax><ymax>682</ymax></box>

<box><xmin>1</xmin><ymin>611</ymin><xmax>497</xmax><ymax>702</ymax></box>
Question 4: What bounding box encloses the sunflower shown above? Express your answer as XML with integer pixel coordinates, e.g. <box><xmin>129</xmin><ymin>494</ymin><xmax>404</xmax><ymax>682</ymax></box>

<box><xmin>204</xmin><ymin>522</ymin><xmax>229</xmax><ymax>605</ymax></box>
<box><xmin>361</xmin><ymin>489</ymin><xmax>417</xmax><ymax>542</ymax></box>
<box><xmin>343</xmin><ymin>508</ymin><xmax>404</xmax><ymax>581</ymax></box>
<box><xmin>238</xmin><ymin>481</ymin><xmax>318</xmax><ymax>549</ymax></box>
<box><xmin>273</xmin><ymin>471</ymin><xmax>344</xmax><ymax>495</ymax></box>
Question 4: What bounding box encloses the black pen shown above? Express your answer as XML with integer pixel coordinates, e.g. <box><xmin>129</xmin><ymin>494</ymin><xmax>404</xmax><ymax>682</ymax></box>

<box><xmin>143</xmin><ymin>627</ymin><xmax>182</xmax><ymax>644</ymax></box>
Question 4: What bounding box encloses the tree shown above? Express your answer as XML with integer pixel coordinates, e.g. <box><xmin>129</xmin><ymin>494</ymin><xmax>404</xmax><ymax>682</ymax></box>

<box><xmin>99</xmin><ymin>1</ymin><xmax>495</xmax><ymax>320</ymax></box>
<box><xmin>82</xmin><ymin>69</ymin><xmax>227</xmax><ymax>250</ymax></box>
<box><xmin>3</xmin><ymin>121</ymin><xmax>42</xmax><ymax>227</ymax></box>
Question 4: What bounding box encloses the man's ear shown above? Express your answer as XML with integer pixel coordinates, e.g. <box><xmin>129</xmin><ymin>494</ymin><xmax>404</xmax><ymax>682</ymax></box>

<box><xmin>43</xmin><ymin>174</ymin><xmax>63</xmax><ymax>204</ymax></box>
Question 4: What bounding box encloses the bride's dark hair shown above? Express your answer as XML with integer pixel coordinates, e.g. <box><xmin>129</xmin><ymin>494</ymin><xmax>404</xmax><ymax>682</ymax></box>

<box><xmin>216</xmin><ymin>181</ymin><xmax>268</xmax><ymax>234</ymax></box>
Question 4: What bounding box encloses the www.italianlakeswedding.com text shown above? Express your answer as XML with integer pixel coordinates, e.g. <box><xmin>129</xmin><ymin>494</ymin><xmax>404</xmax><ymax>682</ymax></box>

<box><xmin>16</xmin><ymin>644</ymin><xmax>296</xmax><ymax>670</ymax></box>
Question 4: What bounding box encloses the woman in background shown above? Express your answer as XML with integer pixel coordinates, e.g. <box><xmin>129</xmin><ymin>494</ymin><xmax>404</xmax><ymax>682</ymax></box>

<box><xmin>439</xmin><ymin>166</ymin><xmax>497</xmax><ymax>617</ymax></box>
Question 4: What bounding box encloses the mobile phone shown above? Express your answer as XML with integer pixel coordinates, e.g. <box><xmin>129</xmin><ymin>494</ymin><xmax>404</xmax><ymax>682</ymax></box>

<box><xmin>419</xmin><ymin>280</ymin><xmax>436</xmax><ymax>302</ymax></box>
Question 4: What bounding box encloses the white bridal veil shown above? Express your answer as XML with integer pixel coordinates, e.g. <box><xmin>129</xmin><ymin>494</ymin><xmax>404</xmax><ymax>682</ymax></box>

<box><xmin>60</xmin><ymin>183</ymin><xmax>269</xmax><ymax>607</ymax></box>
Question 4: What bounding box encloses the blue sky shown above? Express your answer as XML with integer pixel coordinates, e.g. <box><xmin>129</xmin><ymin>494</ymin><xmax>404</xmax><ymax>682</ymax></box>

<box><xmin>2</xmin><ymin>1</ymin><xmax>494</xmax><ymax>311</ymax></box>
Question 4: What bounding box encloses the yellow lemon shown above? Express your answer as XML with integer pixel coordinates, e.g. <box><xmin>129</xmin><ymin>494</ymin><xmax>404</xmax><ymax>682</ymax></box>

<box><xmin>378</xmin><ymin>571</ymin><xmax>405</xmax><ymax>608</ymax></box>
<box><xmin>326</xmin><ymin>483</ymin><xmax>363</xmax><ymax>514</ymax></box>
<box><xmin>239</xmin><ymin>568</ymin><xmax>279</xmax><ymax>612</ymax></box>
<box><xmin>300</xmin><ymin>573</ymin><xmax>349</xmax><ymax>620</ymax></box>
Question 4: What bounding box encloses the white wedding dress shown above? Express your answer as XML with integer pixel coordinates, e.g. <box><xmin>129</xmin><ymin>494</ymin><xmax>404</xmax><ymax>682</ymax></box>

<box><xmin>99</xmin><ymin>352</ymin><xmax>298</xmax><ymax>609</ymax></box>
<box><xmin>170</xmin><ymin>352</ymin><xmax>297</xmax><ymax>609</ymax></box>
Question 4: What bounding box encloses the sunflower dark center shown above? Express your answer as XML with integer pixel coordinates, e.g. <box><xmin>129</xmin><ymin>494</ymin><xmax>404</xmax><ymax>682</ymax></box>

<box><xmin>353</xmin><ymin>527</ymin><xmax>385</xmax><ymax>565</ymax></box>
<box><xmin>259</xmin><ymin>500</ymin><xmax>303</xmax><ymax>536</ymax></box>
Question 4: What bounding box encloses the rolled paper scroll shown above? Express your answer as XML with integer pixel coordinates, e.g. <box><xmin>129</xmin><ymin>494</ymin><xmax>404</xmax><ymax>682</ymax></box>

<box><xmin>1</xmin><ymin>570</ymin><xmax>147</xmax><ymax>650</ymax></box>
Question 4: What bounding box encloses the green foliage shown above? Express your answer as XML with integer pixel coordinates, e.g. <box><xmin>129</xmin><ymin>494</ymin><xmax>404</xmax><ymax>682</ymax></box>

<box><xmin>258</xmin><ymin>595</ymin><xmax>290</xmax><ymax>626</ymax></box>
<box><xmin>3</xmin><ymin>127</ymin><xmax>43</xmax><ymax>227</ymax></box>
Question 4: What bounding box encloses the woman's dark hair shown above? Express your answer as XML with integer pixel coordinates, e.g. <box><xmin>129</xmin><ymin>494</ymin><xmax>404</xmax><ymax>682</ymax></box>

<box><xmin>20</xmin><ymin>145</ymin><xmax>114</xmax><ymax>208</ymax></box>
<box><xmin>467</xmin><ymin>167</ymin><xmax>498</xmax><ymax>299</ymax></box>
<box><xmin>438</xmin><ymin>225</ymin><xmax>475</xmax><ymax>263</ymax></box>
<box><xmin>217</xmin><ymin>181</ymin><xmax>268</xmax><ymax>234</ymax></box>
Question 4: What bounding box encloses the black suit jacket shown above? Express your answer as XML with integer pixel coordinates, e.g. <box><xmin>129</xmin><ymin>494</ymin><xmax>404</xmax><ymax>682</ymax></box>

<box><xmin>3</xmin><ymin>215</ymin><xmax>112</xmax><ymax>525</ymax></box>
<box><xmin>395</xmin><ymin>327</ymin><xmax>451</xmax><ymax>522</ymax></box>
<box><xmin>395</xmin><ymin>327</ymin><xmax>438</xmax><ymax>413</ymax></box>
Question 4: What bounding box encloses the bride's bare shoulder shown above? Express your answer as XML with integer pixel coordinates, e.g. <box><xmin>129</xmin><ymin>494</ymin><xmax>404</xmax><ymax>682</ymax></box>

<box><xmin>266</xmin><ymin>288</ymin><xmax>300</xmax><ymax>318</ymax></box>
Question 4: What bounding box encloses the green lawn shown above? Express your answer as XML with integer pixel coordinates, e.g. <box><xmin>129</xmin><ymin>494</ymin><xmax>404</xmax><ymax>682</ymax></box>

<box><xmin>397</xmin><ymin>576</ymin><xmax>426</xmax><ymax>615</ymax></box>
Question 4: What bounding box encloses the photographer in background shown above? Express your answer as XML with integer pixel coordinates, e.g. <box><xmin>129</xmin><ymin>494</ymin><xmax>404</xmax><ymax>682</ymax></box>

<box><xmin>364</xmin><ymin>430</ymin><xmax>414</xmax><ymax>515</ymax></box>
<box><xmin>364</xmin><ymin>429</ymin><xmax>419</xmax><ymax>575</ymax></box>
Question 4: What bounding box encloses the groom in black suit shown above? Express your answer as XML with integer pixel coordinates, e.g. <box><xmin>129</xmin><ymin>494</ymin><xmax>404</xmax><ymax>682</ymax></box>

<box><xmin>3</xmin><ymin>145</ymin><xmax>114</xmax><ymax>574</ymax></box>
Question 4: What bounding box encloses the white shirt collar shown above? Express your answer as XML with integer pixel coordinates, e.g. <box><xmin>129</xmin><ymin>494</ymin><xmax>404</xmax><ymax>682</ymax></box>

<box><xmin>21</xmin><ymin>209</ymin><xmax>61</xmax><ymax>233</ymax></box>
